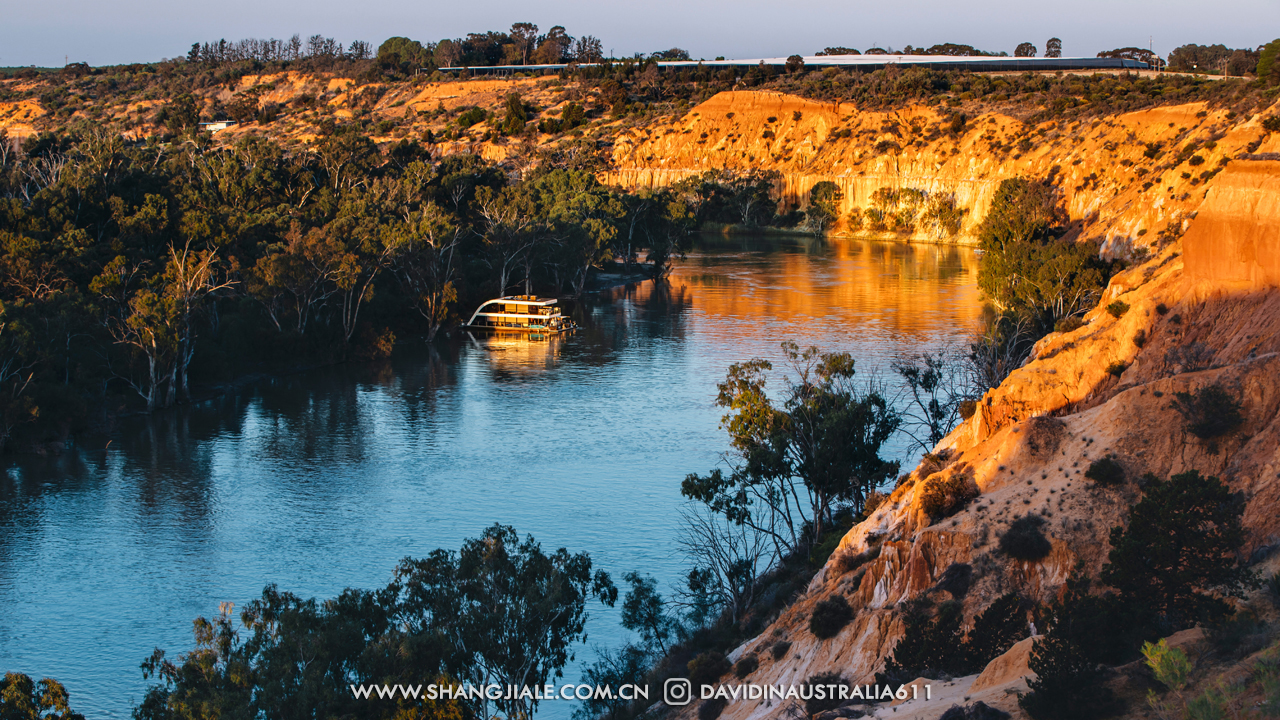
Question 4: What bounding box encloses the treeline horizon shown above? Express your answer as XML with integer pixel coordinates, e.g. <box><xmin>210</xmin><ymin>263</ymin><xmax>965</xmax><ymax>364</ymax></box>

<box><xmin>4</xmin><ymin>24</ymin><xmax>1277</xmax><ymax>77</ymax></box>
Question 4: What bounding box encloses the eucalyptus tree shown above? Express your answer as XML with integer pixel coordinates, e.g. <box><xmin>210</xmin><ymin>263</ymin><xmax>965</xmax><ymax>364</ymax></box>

<box><xmin>395</xmin><ymin>524</ymin><xmax>617</xmax><ymax>720</ymax></box>
<box><xmin>682</xmin><ymin>342</ymin><xmax>901</xmax><ymax>556</ymax></box>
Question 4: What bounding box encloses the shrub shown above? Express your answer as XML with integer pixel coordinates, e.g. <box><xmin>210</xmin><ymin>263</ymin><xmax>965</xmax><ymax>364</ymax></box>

<box><xmin>920</xmin><ymin>473</ymin><xmax>979</xmax><ymax>520</ymax></box>
<box><xmin>0</xmin><ymin>674</ymin><xmax>82</xmax><ymax>720</ymax></box>
<box><xmin>1143</xmin><ymin>638</ymin><xmax>1192</xmax><ymax>691</ymax></box>
<box><xmin>733</xmin><ymin>654</ymin><xmax>758</xmax><ymax>678</ymax></box>
<box><xmin>698</xmin><ymin>698</ymin><xmax>727</xmax><ymax>720</ymax></box>
<box><xmin>958</xmin><ymin>399</ymin><xmax>978</xmax><ymax>420</ymax></box>
<box><xmin>687</xmin><ymin>651</ymin><xmax>731</xmax><ymax>688</ymax></box>
<box><xmin>882</xmin><ymin>600</ymin><xmax>965</xmax><ymax>680</ymax></box>
<box><xmin>1133</xmin><ymin>329</ymin><xmax>1147</xmax><ymax>348</ymax></box>
<box><xmin>1263</xmin><ymin>116</ymin><xmax>1280</xmax><ymax>133</ymax></box>
<box><xmin>1171</xmin><ymin>384</ymin><xmax>1243</xmax><ymax>439</ymax></box>
<box><xmin>1054</xmin><ymin>316</ymin><xmax>1084</xmax><ymax>333</ymax></box>
<box><xmin>864</xmin><ymin>490</ymin><xmax>887</xmax><ymax>516</ymax></box>
<box><xmin>1268</xmin><ymin>572</ymin><xmax>1280</xmax><ymax>607</ymax></box>
<box><xmin>999</xmin><ymin>515</ymin><xmax>1053</xmax><ymax>561</ymax></box>
<box><xmin>1106</xmin><ymin>361</ymin><xmax>1128</xmax><ymax>377</ymax></box>
<box><xmin>456</xmin><ymin>106</ymin><xmax>486</xmax><ymax>127</ymax></box>
<box><xmin>809</xmin><ymin>595</ymin><xmax>853</xmax><ymax>639</ymax></box>
<box><xmin>940</xmin><ymin>702</ymin><xmax>1011</xmax><ymax>720</ymax></box>
<box><xmin>934</xmin><ymin>563</ymin><xmax>973</xmax><ymax>599</ymax></box>
<box><xmin>837</xmin><ymin>545</ymin><xmax>881</xmax><ymax>575</ymax></box>
<box><xmin>1084</xmin><ymin>456</ymin><xmax>1125</xmax><ymax>486</ymax></box>
<box><xmin>1102</xmin><ymin>470</ymin><xmax>1255</xmax><ymax>627</ymax></box>
<box><xmin>769</xmin><ymin>639</ymin><xmax>792</xmax><ymax>660</ymax></box>
<box><xmin>1188</xmin><ymin>154</ymin><xmax>1205</xmax><ymax>166</ymax></box>
<box><xmin>963</xmin><ymin>593</ymin><xmax>1028</xmax><ymax>670</ymax></box>
<box><xmin>1207</xmin><ymin>610</ymin><xmax>1271</xmax><ymax>658</ymax></box>
<box><xmin>1155</xmin><ymin>302</ymin><xmax>1169</xmax><ymax>315</ymax></box>
<box><xmin>1106</xmin><ymin>300</ymin><xmax>1130</xmax><ymax>318</ymax></box>
<box><xmin>803</xmin><ymin>672</ymin><xmax>850</xmax><ymax>715</ymax></box>
<box><xmin>1165</xmin><ymin>342</ymin><xmax>1214</xmax><ymax>373</ymax></box>
<box><xmin>1019</xmin><ymin>637</ymin><xmax>1121</xmax><ymax>720</ymax></box>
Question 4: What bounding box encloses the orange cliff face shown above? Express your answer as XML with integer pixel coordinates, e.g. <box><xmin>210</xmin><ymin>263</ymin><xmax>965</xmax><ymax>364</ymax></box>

<box><xmin>667</xmin><ymin>153</ymin><xmax>1280</xmax><ymax>720</ymax></box>
<box><xmin>605</xmin><ymin>90</ymin><xmax>1279</xmax><ymax>252</ymax></box>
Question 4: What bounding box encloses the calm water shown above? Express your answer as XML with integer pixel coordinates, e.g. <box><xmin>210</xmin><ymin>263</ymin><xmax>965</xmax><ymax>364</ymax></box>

<box><xmin>0</xmin><ymin>236</ymin><xmax>981</xmax><ymax>718</ymax></box>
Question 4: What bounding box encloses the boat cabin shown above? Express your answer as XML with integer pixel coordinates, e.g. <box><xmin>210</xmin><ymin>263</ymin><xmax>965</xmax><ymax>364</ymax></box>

<box><xmin>463</xmin><ymin>295</ymin><xmax>574</xmax><ymax>334</ymax></box>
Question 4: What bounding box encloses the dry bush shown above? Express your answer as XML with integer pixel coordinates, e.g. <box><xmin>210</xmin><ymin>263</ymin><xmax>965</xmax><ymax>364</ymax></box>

<box><xmin>920</xmin><ymin>473</ymin><xmax>979</xmax><ymax>520</ymax></box>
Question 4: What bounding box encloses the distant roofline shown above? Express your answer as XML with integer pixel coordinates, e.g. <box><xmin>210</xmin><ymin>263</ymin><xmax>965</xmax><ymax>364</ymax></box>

<box><xmin>436</xmin><ymin>55</ymin><xmax>1150</xmax><ymax>73</ymax></box>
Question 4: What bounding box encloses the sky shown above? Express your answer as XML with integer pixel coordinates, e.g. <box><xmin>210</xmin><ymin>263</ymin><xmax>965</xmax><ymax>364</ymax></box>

<box><xmin>1</xmin><ymin>0</ymin><xmax>1277</xmax><ymax>68</ymax></box>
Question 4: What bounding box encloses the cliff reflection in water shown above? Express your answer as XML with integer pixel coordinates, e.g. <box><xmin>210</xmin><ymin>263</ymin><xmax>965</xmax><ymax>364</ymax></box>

<box><xmin>0</xmin><ymin>236</ymin><xmax>979</xmax><ymax>720</ymax></box>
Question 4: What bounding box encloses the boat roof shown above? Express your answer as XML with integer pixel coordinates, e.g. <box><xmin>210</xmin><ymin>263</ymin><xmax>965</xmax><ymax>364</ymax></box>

<box><xmin>485</xmin><ymin>296</ymin><xmax>558</xmax><ymax>306</ymax></box>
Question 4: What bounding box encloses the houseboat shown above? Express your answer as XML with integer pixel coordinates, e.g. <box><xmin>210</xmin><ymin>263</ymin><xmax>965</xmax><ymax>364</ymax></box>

<box><xmin>462</xmin><ymin>296</ymin><xmax>576</xmax><ymax>336</ymax></box>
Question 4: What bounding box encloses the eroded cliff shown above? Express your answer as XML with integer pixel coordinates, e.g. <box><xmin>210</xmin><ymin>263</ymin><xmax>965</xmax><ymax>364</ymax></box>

<box><xmin>607</xmin><ymin>90</ymin><xmax>1280</xmax><ymax>253</ymax></box>
<box><xmin>649</xmin><ymin>99</ymin><xmax>1280</xmax><ymax>720</ymax></box>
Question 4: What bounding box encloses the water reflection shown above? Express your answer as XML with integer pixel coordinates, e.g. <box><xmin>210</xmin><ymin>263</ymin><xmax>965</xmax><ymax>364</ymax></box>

<box><xmin>0</xmin><ymin>237</ymin><xmax>980</xmax><ymax>719</ymax></box>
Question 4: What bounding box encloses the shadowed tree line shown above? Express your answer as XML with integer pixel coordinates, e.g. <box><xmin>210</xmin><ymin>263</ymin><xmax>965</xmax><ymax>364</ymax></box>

<box><xmin>0</xmin><ymin>127</ymin><xmax>702</xmax><ymax>451</ymax></box>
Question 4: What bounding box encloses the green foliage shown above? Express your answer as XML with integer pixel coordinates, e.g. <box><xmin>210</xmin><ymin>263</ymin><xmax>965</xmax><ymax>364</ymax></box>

<box><xmin>455</xmin><ymin>106</ymin><xmax>487</xmax><ymax>129</ymax></box>
<box><xmin>921</xmin><ymin>193</ymin><xmax>968</xmax><ymax>237</ymax></box>
<box><xmin>1106</xmin><ymin>300</ymin><xmax>1129</xmax><ymax>318</ymax></box>
<box><xmin>939</xmin><ymin>702</ymin><xmax>1011</xmax><ymax>720</ymax></box>
<box><xmin>687</xmin><ymin>651</ymin><xmax>732</xmax><ymax>688</ymax></box>
<box><xmin>498</xmin><ymin>92</ymin><xmax>528</xmax><ymax>135</ymax></box>
<box><xmin>919</xmin><ymin>472</ymin><xmax>979</xmax><ymax>521</ymax></box>
<box><xmin>1102</xmin><ymin>471</ymin><xmax>1256</xmax><ymax>627</ymax></box>
<box><xmin>880</xmin><ymin>591</ymin><xmax>1025</xmax><ymax>682</ymax></box>
<box><xmin>0</xmin><ymin>673</ymin><xmax>85</xmax><ymax>720</ymax></box>
<box><xmin>137</xmin><ymin>524</ymin><xmax>610</xmax><ymax>720</ymax></box>
<box><xmin>732</xmin><ymin>654</ymin><xmax>758</xmax><ymax>678</ymax></box>
<box><xmin>882</xmin><ymin>600</ymin><xmax>964</xmax><ymax>679</ymax></box>
<box><xmin>1019</xmin><ymin>636</ymin><xmax>1121</xmax><ymax>720</ymax></box>
<box><xmin>164</xmin><ymin>94</ymin><xmax>199</xmax><ymax>134</ymax></box>
<box><xmin>139</xmin><ymin>525</ymin><xmax>615</xmax><ymax>720</ymax></box>
<box><xmin>999</xmin><ymin>514</ymin><xmax>1053</xmax><ymax>561</ymax></box>
<box><xmin>671</xmin><ymin>168</ymin><xmax>781</xmax><ymax>228</ymax></box>
<box><xmin>809</xmin><ymin>594</ymin><xmax>853</xmax><ymax>639</ymax></box>
<box><xmin>1054</xmin><ymin>316</ymin><xmax>1084</xmax><ymax>333</ymax></box>
<box><xmin>977</xmin><ymin>178</ymin><xmax>1111</xmax><ymax>334</ymax></box>
<box><xmin>803</xmin><ymin>672</ymin><xmax>849</xmax><ymax>715</ymax></box>
<box><xmin>963</xmin><ymin>593</ymin><xmax>1028</xmax><ymax>670</ymax></box>
<box><xmin>697</xmin><ymin>698</ymin><xmax>727</xmax><ymax>720</ymax></box>
<box><xmin>1143</xmin><ymin>638</ymin><xmax>1191</xmax><ymax>691</ymax></box>
<box><xmin>683</xmin><ymin>342</ymin><xmax>900</xmax><ymax>555</ymax></box>
<box><xmin>621</xmin><ymin>571</ymin><xmax>675</xmax><ymax>655</ymax></box>
<box><xmin>805</xmin><ymin>180</ymin><xmax>842</xmax><ymax>234</ymax></box>
<box><xmin>377</xmin><ymin>36</ymin><xmax>433</xmax><ymax>70</ymax></box>
<box><xmin>1255</xmin><ymin>39</ymin><xmax>1280</xmax><ymax>85</ymax></box>
<box><xmin>575</xmin><ymin>644</ymin><xmax>651</xmax><ymax>720</ymax></box>
<box><xmin>1171</xmin><ymin>384</ymin><xmax>1244</xmax><ymax>440</ymax></box>
<box><xmin>1084</xmin><ymin>456</ymin><xmax>1125</xmax><ymax>486</ymax></box>
<box><xmin>770</xmin><ymin>639</ymin><xmax>792</xmax><ymax>660</ymax></box>
<box><xmin>1206</xmin><ymin>609</ymin><xmax>1271</xmax><ymax>658</ymax></box>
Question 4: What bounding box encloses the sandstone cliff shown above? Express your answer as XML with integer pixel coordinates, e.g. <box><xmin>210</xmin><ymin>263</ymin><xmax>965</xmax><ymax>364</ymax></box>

<box><xmin>647</xmin><ymin>97</ymin><xmax>1280</xmax><ymax>720</ymax></box>
<box><xmin>606</xmin><ymin>90</ymin><xmax>1280</xmax><ymax>251</ymax></box>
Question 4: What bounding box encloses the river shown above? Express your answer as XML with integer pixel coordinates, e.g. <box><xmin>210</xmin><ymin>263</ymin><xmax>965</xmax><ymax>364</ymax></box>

<box><xmin>0</xmin><ymin>235</ymin><xmax>981</xmax><ymax>718</ymax></box>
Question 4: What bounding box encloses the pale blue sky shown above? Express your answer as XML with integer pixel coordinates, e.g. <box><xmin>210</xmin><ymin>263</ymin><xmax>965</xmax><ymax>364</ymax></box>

<box><xmin>2</xmin><ymin>0</ymin><xmax>1277</xmax><ymax>68</ymax></box>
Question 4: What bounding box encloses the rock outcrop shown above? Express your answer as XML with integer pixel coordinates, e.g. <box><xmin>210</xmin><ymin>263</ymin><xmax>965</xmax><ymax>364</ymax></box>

<box><xmin>607</xmin><ymin>91</ymin><xmax>1279</xmax><ymax>252</ymax></box>
<box><xmin>652</xmin><ymin>94</ymin><xmax>1280</xmax><ymax>720</ymax></box>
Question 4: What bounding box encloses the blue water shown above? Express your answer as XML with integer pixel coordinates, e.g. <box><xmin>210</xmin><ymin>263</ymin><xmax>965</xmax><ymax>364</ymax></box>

<box><xmin>0</xmin><ymin>236</ymin><xmax>981</xmax><ymax>718</ymax></box>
